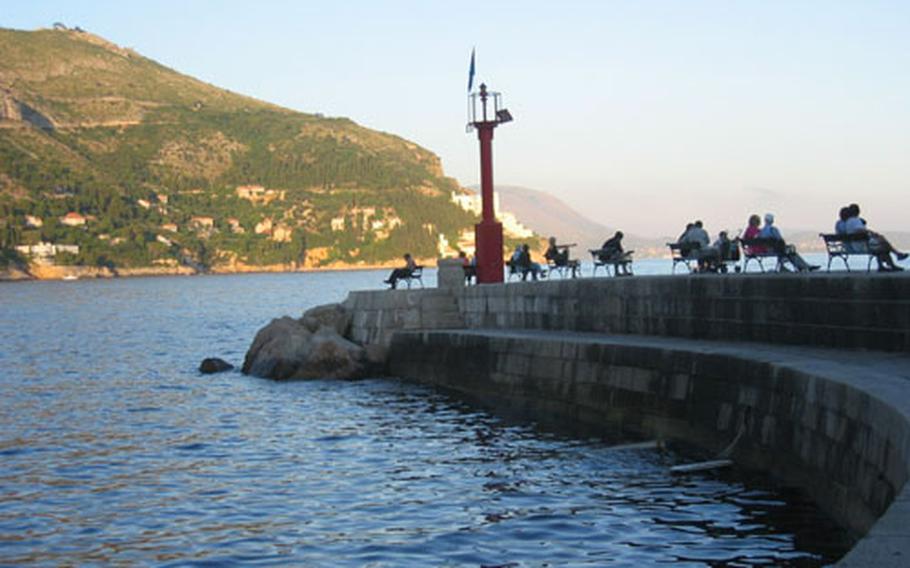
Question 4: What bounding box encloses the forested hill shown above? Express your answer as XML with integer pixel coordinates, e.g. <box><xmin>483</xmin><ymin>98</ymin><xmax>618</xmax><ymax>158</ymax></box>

<box><xmin>0</xmin><ymin>26</ymin><xmax>477</xmax><ymax>271</ymax></box>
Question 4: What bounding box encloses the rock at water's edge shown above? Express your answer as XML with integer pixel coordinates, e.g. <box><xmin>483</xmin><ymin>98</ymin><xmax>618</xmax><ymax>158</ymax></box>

<box><xmin>301</xmin><ymin>302</ymin><xmax>352</xmax><ymax>336</ymax></box>
<box><xmin>242</xmin><ymin>315</ymin><xmax>367</xmax><ymax>380</ymax></box>
<box><xmin>199</xmin><ymin>357</ymin><xmax>234</xmax><ymax>374</ymax></box>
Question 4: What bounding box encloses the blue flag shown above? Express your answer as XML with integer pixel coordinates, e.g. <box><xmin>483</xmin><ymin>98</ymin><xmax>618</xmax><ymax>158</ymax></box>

<box><xmin>467</xmin><ymin>48</ymin><xmax>475</xmax><ymax>92</ymax></box>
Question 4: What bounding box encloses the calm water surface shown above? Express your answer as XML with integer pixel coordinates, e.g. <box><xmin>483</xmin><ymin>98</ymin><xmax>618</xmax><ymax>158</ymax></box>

<box><xmin>1</xmin><ymin>272</ymin><xmax>849</xmax><ymax>566</ymax></box>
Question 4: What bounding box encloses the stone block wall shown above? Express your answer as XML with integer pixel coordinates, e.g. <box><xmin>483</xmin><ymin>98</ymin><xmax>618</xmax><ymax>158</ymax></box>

<box><xmin>458</xmin><ymin>274</ymin><xmax>910</xmax><ymax>352</ymax></box>
<box><xmin>345</xmin><ymin>288</ymin><xmax>464</xmax><ymax>348</ymax></box>
<box><xmin>344</xmin><ymin>273</ymin><xmax>910</xmax><ymax>564</ymax></box>
<box><xmin>388</xmin><ymin>329</ymin><xmax>910</xmax><ymax>550</ymax></box>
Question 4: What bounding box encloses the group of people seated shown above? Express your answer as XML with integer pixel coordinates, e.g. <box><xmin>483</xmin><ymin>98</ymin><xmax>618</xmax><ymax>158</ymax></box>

<box><xmin>834</xmin><ymin>203</ymin><xmax>907</xmax><ymax>271</ymax></box>
<box><xmin>509</xmin><ymin>243</ymin><xmax>546</xmax><ymax>280</ymax></box>
<box><xmin>739</xmin><ymin>213</ymin><xmax>818</xmax><ymax>272</ymax></box>
<box><xmin>678</xmin><ymin>214</ymin><xmax>818</xmax><ymax>273</ymax></box>
<box><xmin>385</xmin><ymin>202</ymin><xmax>906</xmax><ymax>289</ymax></box>
<box><xmin>676</xmin><ymin>204</ymin><xmax>906</xmax><ymax>273</ymax></box>
<box><xmin>676</xmin><ymin>221</ymin><xmax>740</xmax><ymax>272</ymax></box>
<box><xmin>511</xmin><ymin>234</ymin><xmax>626</xmax><ymax>280</ymax></box>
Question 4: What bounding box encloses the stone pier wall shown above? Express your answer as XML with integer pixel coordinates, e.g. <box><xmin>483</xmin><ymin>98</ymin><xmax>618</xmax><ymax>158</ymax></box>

<box><xmin>388</xmin><ymin>330</ymin><xmax>910</xmax><ymax>545</ymax></box>
<box><xmin>342</xmin><ymin>273</ymin><xmax>910</xmax><ymax>565</ymax></box>
<box><xmin>345</xmin><ymin>288</ymin><xmax>464</xmax><ymax>349</ymax></box>
<box><xmin>458</xmin><ymin>274</ymin><xmax>910</xmax><ymax>352</ymax></box>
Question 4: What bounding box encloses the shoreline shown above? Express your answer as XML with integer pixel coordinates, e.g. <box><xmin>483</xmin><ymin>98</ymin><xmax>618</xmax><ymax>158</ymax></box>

<box><xmin>4</xmin><ymin>250</ymin><xmax>863</xmax><ymax>283</ymax></box>
<box><xmin>0</xmin><ymin>259</ymin><xmax>434</xmax><ymax>282</ymax></box>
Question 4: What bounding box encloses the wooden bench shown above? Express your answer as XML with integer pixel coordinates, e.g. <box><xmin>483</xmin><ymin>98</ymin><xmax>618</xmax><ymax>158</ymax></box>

<box><xmin>506</xmin><ymin>260</ymin><xmax>546</xmax><ymax>281</ymax></box>
<box><xmin>819</xmin><ymin>233</ymin><xmax>875</xmax><ymax>272</ymax></box>
<box><xmin>667</xmin><ymin>243</ymin><xmax>699</xmax><ymax>273</ymax></box>
<box><xmin>669</xmin><ymin>241</ymin><xmax>741</xmax><ymax>274</ymax></box>
<box><xmin>401</xmin><ymin>265</ymin><xmax>424</xmax><ymax>288</ymax></box>
<box><xmin>589</xmin><ymin>249</ymin><xmax>634</xmax><ymax>277</ymax></box>
<box><xmin>506</xmin><ymin>260</ymin><xmax>520</xmax><ymax>281</ymax></box>
<box><xmin>740</xmin><ymin>238</ymin><xmax>785</xmax><ymax>272</ymax></box>
<box><xmin>546</xmin><ymin>259</ymin><xmax>580</xmax><ymax>279</ymax></box>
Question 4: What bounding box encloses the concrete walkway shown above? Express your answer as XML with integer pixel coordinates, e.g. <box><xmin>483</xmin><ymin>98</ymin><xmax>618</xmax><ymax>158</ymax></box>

<box><xmin>457</xmin><ymin>328</ymin><xmax>910</xmax><ymax>398</ymax></box>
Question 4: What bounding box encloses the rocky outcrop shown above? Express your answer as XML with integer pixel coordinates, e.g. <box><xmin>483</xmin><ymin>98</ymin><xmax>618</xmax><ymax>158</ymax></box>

<box><xmin>0</xmin><ymin>92</ymin><xmax>23</xmax><ymax>121</ymax></box>
<box><xmin>242</xmin><ymin>304</ymin><xmax>367</xmax><ymax>380</ymax></box>
<box><xmin>0</xmin><ymin>92</ymin><xmax>54</xmax><ymax>129</ymax></box>
<box><xmin>199</xmin><ymin>357</ymin><xmax>234</xmax><ymax>374</ymax></box>
<box><xmin>301</xmin><ymin>302</ymin><xmax>351</xmax><ymax>336</ymax></box>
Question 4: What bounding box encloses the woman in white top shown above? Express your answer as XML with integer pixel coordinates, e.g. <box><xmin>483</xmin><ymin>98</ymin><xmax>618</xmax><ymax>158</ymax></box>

<box><xmin>844</xmin><ymin>204</ymin><xmax>906</xmax><ymax>271</ymax></box>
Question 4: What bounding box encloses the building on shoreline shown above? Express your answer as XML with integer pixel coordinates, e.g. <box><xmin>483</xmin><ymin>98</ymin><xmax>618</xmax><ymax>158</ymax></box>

<box><xmin>15</xmin><ymin>242</ymin><xmax>80</xmax><ymax>262</ymax></box>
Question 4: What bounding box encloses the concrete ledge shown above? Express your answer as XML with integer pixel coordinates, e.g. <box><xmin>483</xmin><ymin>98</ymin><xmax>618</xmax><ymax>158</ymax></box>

<box><xmin>388</xmin><ymin>328</ymin><xmax>910</xmax><ymax>566</ymax></box>
<box><xmin>459</xmin><ymin>273</ymin><xmax>910</xmax><ymax>352</ymax></box>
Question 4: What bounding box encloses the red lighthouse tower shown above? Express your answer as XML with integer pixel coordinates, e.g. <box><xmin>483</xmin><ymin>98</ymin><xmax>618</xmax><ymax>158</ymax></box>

<box><xmin>468</xmin><ymin>83</ymin><xmax>513</xmax><ymax>283</ymax></box>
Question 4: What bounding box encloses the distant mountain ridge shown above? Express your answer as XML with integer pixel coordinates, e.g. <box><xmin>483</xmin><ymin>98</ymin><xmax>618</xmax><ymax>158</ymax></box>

<box><xmin>472</xmin><ymin>184</ymin><xmax>669</xmax><ymax>257</ymax></box>
<box><xmin>493</xmin><ymin>185</ymin><xmax>613</xmax><ymax>249</ymax></box>
<box><xmin>481</xmin><ymin>185</ymin><xmax>910</xmax><ymax>258</ymax></box>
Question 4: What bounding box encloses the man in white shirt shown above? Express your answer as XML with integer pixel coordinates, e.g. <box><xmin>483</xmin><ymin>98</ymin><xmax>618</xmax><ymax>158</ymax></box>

<box><xmin>759</xmin><ymin>213</ymin><xmax>818</xmax><ymax>272</ymax></box>
<box><xmin>680</xmin><ymin>220</ymin><xmax>717</xmax><ymax>271</ymax></box>
<box><xmin>682</xmin><ymin>220</ymin><xmax>710</xmax><ymax>248</ymax></box>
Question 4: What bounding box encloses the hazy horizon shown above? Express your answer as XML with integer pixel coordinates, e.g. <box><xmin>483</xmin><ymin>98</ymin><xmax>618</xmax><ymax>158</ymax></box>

<box><xmin>4</xmin><ymin>1</ymin><xmax>908</xmax><ymax>236</ymax></box>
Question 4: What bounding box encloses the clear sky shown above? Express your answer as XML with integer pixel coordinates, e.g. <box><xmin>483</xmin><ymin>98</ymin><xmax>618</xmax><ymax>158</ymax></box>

<box><xmin>4</xmin><ymin>1</ymin><xmax>909</xmax><ymax>236</ymax></box>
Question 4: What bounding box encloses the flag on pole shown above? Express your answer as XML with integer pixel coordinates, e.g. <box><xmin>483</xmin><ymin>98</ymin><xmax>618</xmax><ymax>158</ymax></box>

<box><xmin>467</xmin><ymin>48</ymin><xmax>476</xmax><ymax>93</ymax></box>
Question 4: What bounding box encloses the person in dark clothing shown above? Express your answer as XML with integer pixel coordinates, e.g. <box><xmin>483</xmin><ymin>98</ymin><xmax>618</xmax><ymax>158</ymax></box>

<box><xmin>384</xmin><ymin>253</ymin><xmax>417</xmax><ymax>289</ymax></box>
<box><xmin>544</xmin><ymin>236</ymin><xmax>577</xmax><ymax>277</ymax></box>
<box><xmin>597</xmin><ymin>231</ymin><xmax>632</xmax><ymax>276</ymax></box>
<box><xmin>544</xmin><ymin>237</ymin><xmax>569</xmax><ymax>265</ymax></box>
<box><xmin>599</xmin><ymin>231</ymin><xmax>624</xmax><ymax>261</ymax></box>
<box><xmin>459</xmin><ymin>250</ymin><xmax>476</xmax><ymax>284</ymax></box>
<box><xmin>516</xmin><ymin>244</ymin><xmax>543</xmax><ymax>281</ymax></box>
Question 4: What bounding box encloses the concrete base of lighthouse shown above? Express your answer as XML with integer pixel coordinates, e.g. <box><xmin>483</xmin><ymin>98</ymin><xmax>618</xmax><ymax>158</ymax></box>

<box><xmin>474</xmin><ymin>220</ymin><xmax>504</xmax><ymax>284</ymax></box>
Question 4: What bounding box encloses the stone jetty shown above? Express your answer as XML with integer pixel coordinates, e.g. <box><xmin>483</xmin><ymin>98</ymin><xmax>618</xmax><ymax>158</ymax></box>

<box><xmin>244</xmin><ymin>268</ymin><xmax>910</xmax><ymax>566</ymax></box>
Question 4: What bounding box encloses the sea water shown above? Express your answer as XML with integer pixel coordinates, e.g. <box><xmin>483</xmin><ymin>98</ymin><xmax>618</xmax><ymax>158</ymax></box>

<box><xmin>0</xmin><ymin>272</ymin><xmax>849</xmax><ymax>566</ymax></box>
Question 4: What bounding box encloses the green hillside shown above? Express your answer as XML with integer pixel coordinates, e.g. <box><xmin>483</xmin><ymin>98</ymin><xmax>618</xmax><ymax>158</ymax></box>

<box><xmin>0</xmin><ymin>27</ymin><xmax>478</xmax><ymax>270</ymax></box>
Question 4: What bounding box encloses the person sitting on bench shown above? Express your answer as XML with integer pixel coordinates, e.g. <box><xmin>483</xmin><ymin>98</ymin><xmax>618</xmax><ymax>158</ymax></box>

<box><xmin>706</xmin><ymin>230</ymin><xmax>739</xmax><ymax>272</ymax></box>
<box><xmin>516</xmin><ymin>243</ymin><xmax>544</xmax><ymax>281</ymax></box>
<box><xmin>741</xmin><ymin>214</ymin><xmax>766</xmax><ymax>255</ymax></box>
<box><xmin>844</xmin><ymin>203</ymin><xmax>906</xmax><ymax>271</ymax></box>
<box><xmin>544</xmin><ymin>236</ymin><xmax>577</xmax><ymax>277</ymax></box>
<box><xmin>760</xmin><ymin>213</ymin><xmax>819</xmax><ymax>272</ymax></box>
<box><xmin>680</xmin><ymin>220</ymin><xmax>718</xmax><ymax>272</ymax></box>
<box><xmin>835</xmin><ymin>206</ymin><xmax>850</xmax><ymax>236</ymax></box>
<box><xmin>714</xmin><ymin>231</ymin><xmax>738</xmax><ymax>262</ymax></box>
<box><xmin>384</xmin><ymin>252</ymin><xmax>417</xmax><ymax>289</ymax></box>
<box><xmin>597</xmin><ymin>231</ymin><xmax>633</xmax><ymax>276</ymax></box>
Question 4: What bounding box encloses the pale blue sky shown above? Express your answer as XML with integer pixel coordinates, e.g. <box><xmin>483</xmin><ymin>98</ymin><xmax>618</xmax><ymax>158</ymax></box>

<box><xmin>4</xmin><ymin>1</ymin><xmax>909</xmax><ymax>235</ymax></box>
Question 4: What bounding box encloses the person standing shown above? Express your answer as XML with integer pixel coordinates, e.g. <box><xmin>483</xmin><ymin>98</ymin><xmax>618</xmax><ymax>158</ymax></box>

<box><xmin>459</xmin><ymin>250</ymin><xmax>476</xmax><ymax>284</ymax></box>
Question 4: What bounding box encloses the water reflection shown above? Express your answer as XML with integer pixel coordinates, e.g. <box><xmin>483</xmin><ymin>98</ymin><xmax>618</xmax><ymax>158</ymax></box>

<box><xmin>0</xmin><ymin>274</ymin><xmax>848</xmax><ymax>566</ymax></box>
